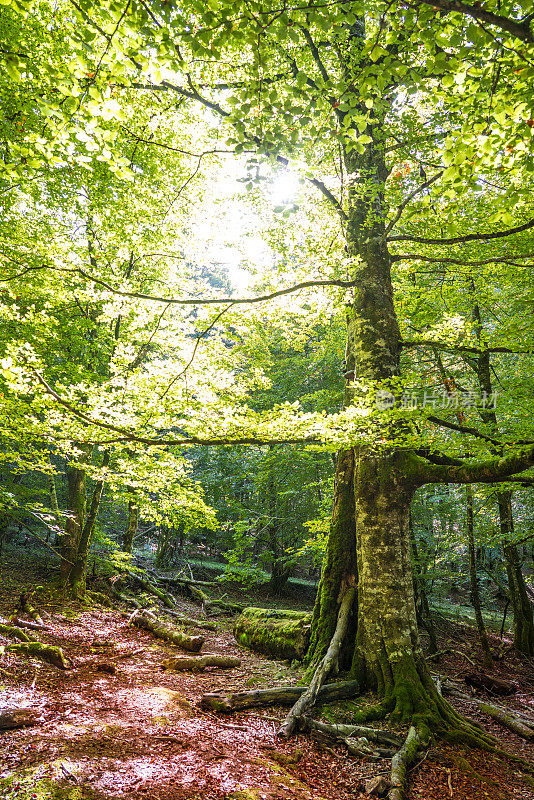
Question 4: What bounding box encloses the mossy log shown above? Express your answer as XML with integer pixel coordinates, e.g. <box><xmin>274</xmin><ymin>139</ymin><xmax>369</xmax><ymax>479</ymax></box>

<box><xmin>478</xmin><ymin>702</ymin><xmax>534</xmax><ymax>740</ymax></box>
<box><xmin>233</xmin><ymin>607</ymin><xmax>312</xmax><ymax>660</ymax></box>
<box><xmin>163</xmin><ymin>608</ymin><xmax>217</xmax><ymax>631</ymax></box>
<box><xmin>131</xmin><ymin>612</ymin><xmax>204</xmax><ymax>653</ymax></box>
<box><xmin>0</xmin><ymin>707</ymin><xmax>42</xmax><ymax>729</ymax></box>
<box><xmin>6</xmin><ymin>641</ymin><xmax>70</xmax><ymax>669</ymax></box>
<box><xmin>161</xmin><ymin>654</ymin><xmax>241</xmax><ymax>671</ymax></box>
<box><xmin>200</xmin><ymin>678</ymin><xmax>360</xmax><ymax>713</ymax></box>
<box><xmin>0</xmin><ymin>622</ymin><xmax>36</xmax><ymax>643</ymax></box>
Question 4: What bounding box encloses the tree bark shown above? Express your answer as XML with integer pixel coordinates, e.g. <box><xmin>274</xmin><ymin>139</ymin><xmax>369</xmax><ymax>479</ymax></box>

<box><xmin>123</xmin><ymin>498</ymin><xmax>138</xmax><ymax>554</ymax></box>
<box><xmin>68</xmin><ymin>450</ymin><xmax>109</xmax><ymax>597</ymax></box>
<box><xmin>466</xmin><ymin>485</ymin><xmax>493</xmax><ymax>668</ymax></box>
<box><xmin>60</xmin><ymin>444</ymin><xmax>92</xmax><ymax>581</ymax></box>
<box><xmin>500</xmin><ymin>494</ymin><xmax>534</xmax><ymax>657</ymax></box>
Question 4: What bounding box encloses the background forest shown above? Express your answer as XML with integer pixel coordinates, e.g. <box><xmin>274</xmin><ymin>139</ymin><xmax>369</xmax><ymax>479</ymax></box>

<box><xmin>1</xmin><ymin>0</ymin><xmax>533</xmax><ymax>643</ymax></box>
<box><xmin>1</xmin><ymin>1</ymin><xmax>534</xmax><ymax>796</ymax></box>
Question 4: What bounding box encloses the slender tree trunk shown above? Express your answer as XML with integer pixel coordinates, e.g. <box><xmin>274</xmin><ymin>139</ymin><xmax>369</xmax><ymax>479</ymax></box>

<box><xmin>410</xmin><ymin>515</ymin><xmax>438</xmax><ymax>655</ymax></box>
<box><xmin>123</xmin><ymin>498</ymin><xmax>138</xmax><ymax>554</ymax></box>
<box><xmin>499</xmin><ymin>492</ymin><xmax>534</xmax><ymax>656</ymax></box>
<box><xmin>68</xmin><ymin>451</ymin><xmax>109</xmax><ymax>597</ymax></box>
<box><xmin>466</xmin><ymin>485</ymin><xmax>493</xmax><ymax>668</ymax></box>
<box><xmin>60</xmin><ymin>445</ymin><xmax>91</xmax><ymax>581</ymax></box>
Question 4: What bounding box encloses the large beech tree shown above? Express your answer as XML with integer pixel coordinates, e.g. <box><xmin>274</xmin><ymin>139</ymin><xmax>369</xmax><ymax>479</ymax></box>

<box><xmin>3</xmin><ymin>0</ymin><xmax>534</xmax><ymax>753</ymax></box>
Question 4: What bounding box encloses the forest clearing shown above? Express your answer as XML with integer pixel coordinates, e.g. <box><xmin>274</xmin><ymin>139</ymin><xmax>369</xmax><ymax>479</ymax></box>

<box><xmin>1</xmin><ymin>0</ymin><xmax>534</xmax><ymax>798</ymax></box>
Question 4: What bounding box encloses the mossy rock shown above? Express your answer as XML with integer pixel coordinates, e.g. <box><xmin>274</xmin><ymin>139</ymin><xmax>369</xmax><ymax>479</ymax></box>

<box><xmin>233</xmin><ymin>607</ymin><xmax>311</xmax><ymax>660</ymax></box>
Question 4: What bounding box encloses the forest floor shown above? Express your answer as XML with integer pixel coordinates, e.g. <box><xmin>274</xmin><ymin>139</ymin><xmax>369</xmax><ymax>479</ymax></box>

<box><xmin>1</xmin><ymin>547</ymin><xmax>534</xmax><ymax>800</ymax></box>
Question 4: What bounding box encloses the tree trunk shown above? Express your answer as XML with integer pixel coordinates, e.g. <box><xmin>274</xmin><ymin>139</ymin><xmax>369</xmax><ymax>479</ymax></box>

<box><xmin>60</xmin><ymin>445</ymin><xmax>91</xmax><ymax>581</ymax></box>
<box><xmin>123</xmin><ymin>498</ymin><xmax>138</xmax><ymax>554</ymax></box>
<box><xmin>466</xmin><ymin>485</ymin><xmax>493</xmax><ymax>668</ymax></box>
<box><xmin>496</xmin><ymin>492</ymin><xmax>534</xmax><ymax>657</ymax></box>
<box><xmin>68</xmin><ymin>451</ymin><xmax>109</xmax><ymax>597</ymax></box>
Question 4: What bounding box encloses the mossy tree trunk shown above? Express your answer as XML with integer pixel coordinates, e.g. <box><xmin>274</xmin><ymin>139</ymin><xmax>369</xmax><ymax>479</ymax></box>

<box><xmin>68</xmin><ymin>451</ymin><xmax>109</xmax><ymax>597</ymax></box>
<box><xmin>304</xmin><ymin>14</ymin><xmax>492</xmax><ymax>734</ymax></box>
<box><xmin>466</xmin><ymin>485</ymin><xmax>493</xmax><ymax>669</ymax></box>
<box><xmin>123</xmin><ymin>498</ymin><xmax>138</xmax><ymax>554</ymax></box>
<box><xmin>60</xmin><ymin>449</ymin><xmax>90</xmax><ymax>581</ymax></box>
<box><xmin>500</xmin><ymin>493</ymin><xmax>534</xmax><ymax>657</ymax></box>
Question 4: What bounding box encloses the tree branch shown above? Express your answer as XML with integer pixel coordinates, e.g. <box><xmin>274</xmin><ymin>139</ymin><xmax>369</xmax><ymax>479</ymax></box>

<box><xmin>411</xmin><ymin>0</ymin><xmax>534</xmax><ymax>43</ymax></box>
<box><xmin>69</xmin><ymin>270</ymin><xmax>360</xmax><ymax>306</ymax></box>
<box><xmin>27</xmin><ymin>367</ymin><xmax>319</xmax><ymax>448</ymax></box>
<box><xmin>392</xmin><ymin>254</ymin><xmax>534</xmax><ymax>267</ymax></box>
<box><xmin>388</xmin><ymin>217</ymin><xmax>534</xmax><ymax>245</ymax></box>
<box><xmin>402</xmin><ymin>340</ymin><xmax>534</xmax><ymax>355</ymax></box>
<box><xmin>385</xmin><ymin>171</ymin><xmax>443</xmax><ymax>235</ymax></box>
<box><xmin>412</xmin><ymin>445</ymin><xmax>534</xmax><ymax>486</ymax></box>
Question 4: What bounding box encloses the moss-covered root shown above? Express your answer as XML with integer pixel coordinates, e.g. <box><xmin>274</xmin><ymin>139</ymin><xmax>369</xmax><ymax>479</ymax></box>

<box><xmin>6</xmin><ymin>641</ymin><xmax>71</xmax><ymax>669</ymax></box>
<box><xmin>278</xmin><ymin>586</ymin><xmax>356</xmax><ymax>738</ymax></box>
<box><xmin>389</xmin><ymin>725</ymin><xmax>427</xmax><ymax>800</ymax></box>
<box><xmin>0</xmin><ymin>622</ymin><xmax>36</xmax><ymax>643</ymax></box>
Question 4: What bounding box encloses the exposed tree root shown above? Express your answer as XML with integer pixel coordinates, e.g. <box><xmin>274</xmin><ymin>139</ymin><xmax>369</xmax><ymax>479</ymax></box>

<box><xmin>389</xmin><ymin>725</ymin><xmax>427</xmax><ymax>800</ymax></box>
<box><xmin>278</xmin><ymin>586</ymin><xmax>356</xmax><ymax>738</ymax></box>
<box><xmin>301</xmin><ymin>717</ymin><xmax>401</xmax><ymax>759</ymax></box>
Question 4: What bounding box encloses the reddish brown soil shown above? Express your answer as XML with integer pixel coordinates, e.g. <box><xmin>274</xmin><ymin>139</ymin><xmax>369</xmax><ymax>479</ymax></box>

<box><xmin>1</xmin><ymin>550</ymin><xmax>533</xmax><ymax>800</ymax></box>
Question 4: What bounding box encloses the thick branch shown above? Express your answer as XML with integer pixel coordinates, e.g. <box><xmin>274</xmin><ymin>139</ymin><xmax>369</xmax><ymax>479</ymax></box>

<box><xmin>412</xmin><ymin>445</ymin><xmax>534</xmax><ymax>485</ymax></box>
<box><xmin>412</xmin><ymin>0</ymin><xmax>534</xmax><ymax>43</ymax></box>
<box><xmin>402</xmin><ymin>340</ymin><xmax>533</xmax><ymax>355</ymax></box>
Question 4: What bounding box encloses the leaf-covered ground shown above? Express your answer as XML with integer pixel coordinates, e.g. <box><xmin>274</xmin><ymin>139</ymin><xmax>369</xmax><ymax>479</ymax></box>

<box><xmin>1</xmin><ymin>548</ymin><xmax>533</xmax><ymax>800</ymax></box>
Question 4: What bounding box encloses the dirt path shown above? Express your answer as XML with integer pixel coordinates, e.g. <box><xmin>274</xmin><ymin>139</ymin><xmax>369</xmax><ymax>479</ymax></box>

<box><xmin>1</xmin><ymin>576</ymin><xmax>533</xmax><ymax>799</ymax></box>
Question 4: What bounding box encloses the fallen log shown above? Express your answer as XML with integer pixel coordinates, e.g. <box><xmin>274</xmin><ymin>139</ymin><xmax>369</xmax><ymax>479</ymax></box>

<box><xmin>478</xmin><ymin>702</ymin><xmax>534</xmax><ymax>740</ymax></box>
<box><xmin>163</xmin><ymin>608</ymin><xmax>217</xmax><ymax>631</ymax></box>
<box><xmin>9</xmin><ymin>617</ymin><xmax>49</xmax><ymax>632</ymax></box>
<box><xmin>0</xmin><ymin>622</ymin><xmax>36</xmax><ymax>643</ymax></box>
<box><xmin>131</xmin><ymin>575</ymin><xmax>177</xmax><ymax>609</ymax></box>
<box><xmin>464</xmin><ymin>672</ymin><xmax>517</xmax><ymax>696</ymax></box>
<box><xmin>161</xmin><ymin>654</ymin><xmax>241</xmax><ymax>672</ymax></box>
<box><xmin>233</xmin><ymin>607</ymin><xmax>312</xmax><ymax>660</ymax></box>
<box><xmin>5</xmin><ymin>641</ymin><xmax>70</xmax><ymax>669</ymax></box>
<box><xmin>0</xmin><ymin>707</ymin><xmax>42</xmax><ymax>729</ymax></box>
<box><xmin>131</xmin><ymin>612</ymin><xmax>204</xmax><ymax>653</ymax></box>
<box><xmin>200</xmin><ymin>678</ymin><xmax>360</xmax><ymax>713</ymax></box>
